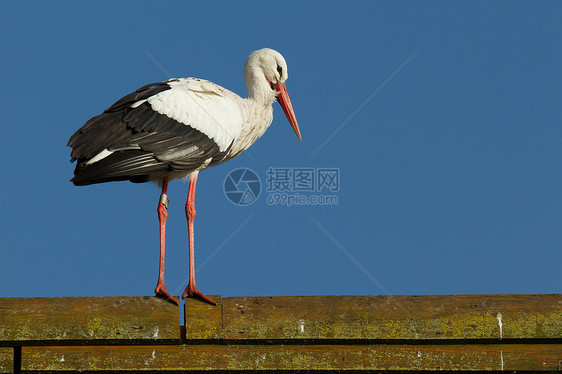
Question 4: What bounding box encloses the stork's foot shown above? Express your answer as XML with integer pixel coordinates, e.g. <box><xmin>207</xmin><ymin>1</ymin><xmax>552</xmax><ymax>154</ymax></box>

<box><xmin>155</xmin><ymin>284</ymin><xmax>179</xmax><ymax>306</ymax></box>
<box><xmin>182</xmin><ymin>283</ymin><xmax>217</xmax><ymax>305</ymax></box>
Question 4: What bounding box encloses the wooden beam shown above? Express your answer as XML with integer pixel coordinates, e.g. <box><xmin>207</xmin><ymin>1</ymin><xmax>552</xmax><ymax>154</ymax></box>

<box><xmin>184</xmin><ymin>295</ymin><xmax>222</xmax><ymax>340</ymax></box>
<box><xmin>2</xmin><ymin>294</ymin><xmax>561</xmax><ymax>372</ymax></box>
<box><xmin>0</xmin><ymin>347</ymin><xmax>13</xmax><ymax>374</ymax></box>
<box><xmin>0</xmin><ymin>296</ymin><xmax>179</xmax><ymax>345</ymax></box>
<box><xmin>221</xmin><ymin>294</ymin><xmax>562</xmax><ymax>341</ymax></box>
<box><xmin>22</xmin><ymin>344</ymin><xmax>562</xmax><ymax>372</ymax></box>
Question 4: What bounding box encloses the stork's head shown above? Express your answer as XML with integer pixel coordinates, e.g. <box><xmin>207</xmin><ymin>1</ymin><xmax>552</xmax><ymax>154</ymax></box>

<box><xmin>245</xmin><ymin>48</ymin><xmax>301</xmax><ymax>140</ymax></box>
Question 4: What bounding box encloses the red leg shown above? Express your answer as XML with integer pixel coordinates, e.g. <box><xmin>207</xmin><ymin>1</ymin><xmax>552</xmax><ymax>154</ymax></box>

<box><xmin>154</xmin><ymin>179</ymin><xmax>178</xmax><ymax>305</ymax></box>
<box><xmin>182</xmin><ymin>171</ymin><xmax>217</xmax><ymax>305</ymax></box>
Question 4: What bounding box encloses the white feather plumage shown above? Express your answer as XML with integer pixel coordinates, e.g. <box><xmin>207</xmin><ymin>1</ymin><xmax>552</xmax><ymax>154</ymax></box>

<box><xmin>146</xmin><ymin>78</ymin><xmax>243</xmax><ymax>152</ymax></box>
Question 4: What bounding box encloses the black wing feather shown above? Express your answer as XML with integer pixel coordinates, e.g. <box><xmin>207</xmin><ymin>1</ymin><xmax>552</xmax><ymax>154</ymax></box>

<box><xmin>68</xmin><ymin>80</ymin><xmax>230</xmax><ymax>186</ymax></box>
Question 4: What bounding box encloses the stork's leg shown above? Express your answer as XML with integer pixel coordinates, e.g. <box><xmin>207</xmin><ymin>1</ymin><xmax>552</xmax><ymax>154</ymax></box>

<box><xmin>182</xmin><ymin>171</ymin><xmax>217</xmax><ymax>305</ymax></box>
<box><xmin>154</xmin><ymin>179</ymin><xmax>178</xmax><ymax>305</ymax></box>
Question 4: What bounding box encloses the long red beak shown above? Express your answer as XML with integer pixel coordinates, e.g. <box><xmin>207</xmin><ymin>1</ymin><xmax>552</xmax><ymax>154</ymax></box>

<box><xmin>273</xmin><ymin>82</ymin><xmax>302</xmax><ymax>141</ymax></box>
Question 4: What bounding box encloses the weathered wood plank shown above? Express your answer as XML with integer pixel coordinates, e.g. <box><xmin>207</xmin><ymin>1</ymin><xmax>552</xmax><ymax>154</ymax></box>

<box><xmin>0</xmin><ymin>347</ymin><xmax>13</xmax><ymax>374</ymax></box>
<box><xmin>184</xmin><ymin>295</ymin><xmax>221</xmax><ymax>340</ymax></box>
<box><xmin>22</xmin><ymin>344</ymin><xmax>562</xmax><ymax>371</ymax></box>
<box><xmin>0</xmin><ymin>296</ymin><xmax>179</xmax><ymax>345</ymax></box>
<box><xmin>222</xmin><ymin>294</ymin><xmax>562</xmax><ymax>341</ymax></box>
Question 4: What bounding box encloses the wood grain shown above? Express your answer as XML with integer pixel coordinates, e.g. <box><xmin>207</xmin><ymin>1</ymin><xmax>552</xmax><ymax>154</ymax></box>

<box><xmin>22</xmin><ymin>344</ymin><xmax>562</xmax><ymax>372</ymax></box>
<box><xmin>184</xmin><ymin>295</ymin><xmax>221</xmax><ymax>340</ymax></box>
<box><xmin>3</xmin><ymin>294</ymin><xmax>562</xmax><ymax>372</ymax></box>
<box><xmin>222</xmin><ymin>294</ymin><xmax>562</xmax><ymax>341</ymax></box>
<box><xmin>0</xmin><ymin>296</ymin><xmax>179</xmax><ymax>345</ymax></box>
<box><xmin>0</xmin><ymin>347</ymin><xmax>13</xmax><ymax>374</ymax></box>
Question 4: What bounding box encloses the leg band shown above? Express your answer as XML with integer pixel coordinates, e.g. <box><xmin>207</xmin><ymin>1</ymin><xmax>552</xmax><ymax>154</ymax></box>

<box><xmin>159</xmin><ymin>193</ymin><xmax>169</xmax><ymax>209</ymax></box>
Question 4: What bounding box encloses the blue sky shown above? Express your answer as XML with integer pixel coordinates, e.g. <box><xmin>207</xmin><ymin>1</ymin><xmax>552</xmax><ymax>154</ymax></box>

<box><xmin>1</xmin><ymin>2</ymin><xmax>561</xmax><ymax>304</ymax></box>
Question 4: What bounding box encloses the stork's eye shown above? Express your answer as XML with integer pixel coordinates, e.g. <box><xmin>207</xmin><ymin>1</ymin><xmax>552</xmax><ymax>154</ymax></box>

<box><xmin>276</xmin><ymin>64</ymin><xmax>283</xmax><ymax>76</ymax></box>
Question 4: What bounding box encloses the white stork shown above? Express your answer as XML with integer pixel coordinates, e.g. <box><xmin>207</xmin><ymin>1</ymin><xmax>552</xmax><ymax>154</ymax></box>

<box><xmin>68</xmin><ymin>48</ymin><xmax>301</xmax><ymax>305</ymax></box>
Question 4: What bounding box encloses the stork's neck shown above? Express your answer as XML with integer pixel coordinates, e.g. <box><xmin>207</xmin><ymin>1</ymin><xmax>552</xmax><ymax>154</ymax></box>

<box><xmin>241</xmin><ymin>62</ymin><xmax>278</xmax><ymax>142</ymax></box>
<box><xmin>220</xmin><ymin>56</ymin><xmax>280</xmax><ymax>160</ymax></box>
<box><xmin>242</xmin><ymin>68</ymin><xmax>276</xmax><ymax>143</ymax></box>
<box><xmin>223</xmin><ymin>80</ymin><xmax>275</xmax><ymax>161</ymax></box>
<box><xmin>244</xmin><ymin>62</ymin><xmax>277</xmax><ymax>106</ymax></box>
